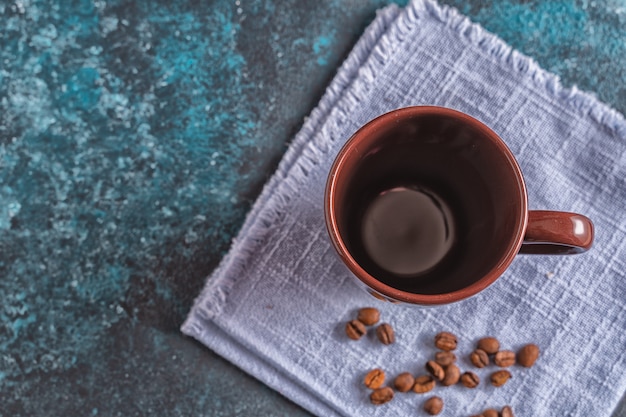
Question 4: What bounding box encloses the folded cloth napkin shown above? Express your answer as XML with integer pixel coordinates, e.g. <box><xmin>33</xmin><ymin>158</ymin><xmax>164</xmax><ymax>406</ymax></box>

<box><xmin>182</xmin><ymin>1</ymin><xmax>626</xmax><ymax>415</ymax></box>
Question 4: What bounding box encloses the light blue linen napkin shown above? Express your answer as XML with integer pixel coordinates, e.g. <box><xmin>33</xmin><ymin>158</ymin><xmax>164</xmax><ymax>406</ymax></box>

<box><xmin>182</xmin><ymin>1</ymin><xmax>626</xmax><ymax>416</ymax></box>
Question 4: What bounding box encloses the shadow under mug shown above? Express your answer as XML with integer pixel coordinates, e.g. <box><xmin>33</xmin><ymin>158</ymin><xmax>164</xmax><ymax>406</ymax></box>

<box><xmin>324</xmin><ymin>106</ymin><xmax>594</xmax><ymax>305</ymax></box>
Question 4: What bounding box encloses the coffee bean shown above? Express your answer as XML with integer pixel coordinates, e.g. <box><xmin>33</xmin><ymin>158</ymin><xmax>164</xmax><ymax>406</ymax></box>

<box><xmin>469</xmin><ymin>414</ymin><xmax>484</xmax><ymax>417</ymax></box>
<box><xmin>477</xmin><ymin>337</ymin><xmax>500</xmax><ymax>354</ymax></box>
<box><xmin>425</xmin><ymin>360</ymin><xmax>445</xmax><ymax>381</ymax></box>
<box><xmin>494</xmin><ymin>350</ymin><xmax>516</xmax><ymax>367</ymax></box>
<box><xmin>363</xmin><ymin>368</ymin><xmax>385</xmax><ymax>389</ymax></box>
<box><xmin>517</xmin><ymin>343</ymin><xmax>540</xmax><ymax>368</ymax></box>
<box><xmin>470</xmin><ymin>348</ymin><xmax>489</xmax><ymax>368</ymax></box>
<box><xmin>501</xmin><ymin>405</ymin><xmax>515</xmax><ymax>417</ymax></box>
<box><xmin>483</xmin><ymin>409</ymin><xmax>499</xmax><ymax>417</ymax></box>
<box><xmin>393</xmin><ymin>372</ymin><xmax>415</xmax><ymax>393</ymax></box>
<box><xmin>345</xmin><ymin>320</ymin><xmax>366</xmax><ymax>340</ymax></box>
<box><xmin>370</xmin><ymin>387</ymin><xmax>394</xmax><ymax>405</ymax></box>
<box><xmin>490</xmin><ymin>369</ymin><xmax>512</xmax><ymax>387</ymax></box>
<box><xmin>434</xmin><ymin>331</ymin><xmax>457</xmax><ymax>351</ymax></box>
<box><xmin>434</xmin><ymin>351</ymin><xmax>456</xmax><ymax>367</ymax></box>
<box><xmin>423</xmin><ymin>396</ymin><xmax>444</xmax><ymax>415</ymax></box>
<box><xmin>376</xmin><ymin>323</ymin><xmax>395</xmax><ymax>344</ymax></box>
<box><xmin>460</xmin><ymin>371</ymin><xmax>480</xmax><ymax>388</ymax></box>
<box><xmin>441</xmin><ymin>363</ymin><xmax>460</xmax><ymax>386</ymax></box>
<box><xmin>412</xmin><ymin>375</ymin><xmax>436</xmax><ymax>393</ymax></box>
<box><xmin>357</xmin><ymin>307</ymin><xmax>380</xmax><ymax>326</ymax></box>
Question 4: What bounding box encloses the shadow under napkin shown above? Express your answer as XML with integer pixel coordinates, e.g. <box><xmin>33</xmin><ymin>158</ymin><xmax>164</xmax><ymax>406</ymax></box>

<box><xmin>183</xmin><ymin>1</ymin><xmax>626</xmax><ymax>416</ymax></box>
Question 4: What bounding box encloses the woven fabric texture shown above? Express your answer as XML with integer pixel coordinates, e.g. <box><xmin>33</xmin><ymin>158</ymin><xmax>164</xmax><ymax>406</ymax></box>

<box><xmin>183</xmin><ymin>1</ymin><xmax>626</xmax><ymax>415</ymax></box>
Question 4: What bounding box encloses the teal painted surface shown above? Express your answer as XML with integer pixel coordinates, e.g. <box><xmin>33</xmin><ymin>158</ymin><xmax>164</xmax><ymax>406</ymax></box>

<box><xmin>0</xmin><ymin>0</ymin><xmax>624</xmax><ymax>415</ymax></box>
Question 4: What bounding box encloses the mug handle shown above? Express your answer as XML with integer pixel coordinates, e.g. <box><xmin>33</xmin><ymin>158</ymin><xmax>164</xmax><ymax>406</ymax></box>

<box><xmin>519</xmin><ymin>210</ymin><xmax>594</xmax><ymax>254</ymax></box>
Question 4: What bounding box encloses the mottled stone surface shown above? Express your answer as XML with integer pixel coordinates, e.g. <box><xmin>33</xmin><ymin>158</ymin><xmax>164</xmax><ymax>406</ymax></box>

<box><xmin>0</xmin><ymin>0</ymin><xmax>624</xmax><ymax>415</ymax></box>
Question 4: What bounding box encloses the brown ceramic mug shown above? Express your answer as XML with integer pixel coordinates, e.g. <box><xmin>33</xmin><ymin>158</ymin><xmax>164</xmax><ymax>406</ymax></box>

<box><xmin>324</xmin><ymin>106</ymin><xmax>593</xmax><ymax>305</ymax></box>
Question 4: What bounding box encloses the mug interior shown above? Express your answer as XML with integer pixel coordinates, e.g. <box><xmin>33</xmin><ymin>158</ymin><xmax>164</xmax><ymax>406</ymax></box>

<box><xmin>325</xmin><ymin>107</ymin><xmax>528</xmax><ymax>304</ymax></box>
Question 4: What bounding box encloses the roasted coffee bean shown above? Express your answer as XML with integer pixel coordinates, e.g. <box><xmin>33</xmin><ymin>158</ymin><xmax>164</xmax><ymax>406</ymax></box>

<box><xmin>412</xmin><ymin>375</ymin><xmax>436</xmax><ymax>393</ymax></box>
<box><xmin>490</xmin><ymin>369</ymin><xmax>512</xmax><ymax>387</ymax></box>
<box><xmin>501</xmin><ymin>405</ymin><xmax>515</xmax><ymax>417</ymax></box>
<box><xmin>357</xmin><ymin>307</ymin><xmax>380</xmax><ymax>326</ymax></box>
<box><xmin>434</xmin><ymin>331</ymin><xmax>457</xmax><ymax>351</ymax></box>
<box><xmin>423</xmin><ymin>396</ymin><xmax>444</xmax><ymax>415</ymax></box>
<box><xmin>376</xmin><ymin>323</ymin><xmax>395</xmax><ymax>345</ymax></box>
<box><xmin>364</xmin><ymin>368</ymin><xmax>385</xmax><ymax>389</ymax></box>
<box><xmin>441</xmin><ymin>363</ymin><xmax>460</xmax><ymax>386</ymax></box>
<box><xmin>370</xmin><ymin>387</ymin><xmax>394</xmax><ymax>405</ymax></box>
<box><xmin>477</xmin><ymin>337</ymin><xmax>500</xmax><ymax>354</ymax></box>
<box><xmin>460</xmin><ymin>371</ymin><xmax>480</xmax><ymax>388</ymax></box>
<box><xmin>425</xmin><ymin>360</ymin><xmax>445</xmax><ymax>381</ymax></box>
<box><xmin>470</xmin><ymin>348</ymin><xmax>489</xmax><ymax>368</ymax></box>
<box><xmin>517</xmin><ymin>343</ymin><xmax>540</xmax><ymax>368</ymax></box>
<box><xmin>393</xmin><ymin>372</ymin><xmax>415</xmax><ymax>393</ymax></box>
<box><xmin>494</xmin><ymin>350</ymin><xmax>516</xmax><ymax>367</ymax></box>
<box><xmin>483</xmin><ymin>409</ymin><xmax>499</xmax><ymax>417</ymax></box>
<box><xmin>434</xmin><ymin>351</ymin><xmax>456</xmax><ymax>367</ymax></box>
<box><xmin>345</xmin><ymin>320</ymin><xmax>366</xmax><ymax>340</ymax></box>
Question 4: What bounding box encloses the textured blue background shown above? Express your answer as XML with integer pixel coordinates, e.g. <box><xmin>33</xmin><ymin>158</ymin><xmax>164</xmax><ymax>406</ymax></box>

<box><xmin>1</xmin><ymin>0</ymin><xmax>625</xmax><ymax>415</ymax></box>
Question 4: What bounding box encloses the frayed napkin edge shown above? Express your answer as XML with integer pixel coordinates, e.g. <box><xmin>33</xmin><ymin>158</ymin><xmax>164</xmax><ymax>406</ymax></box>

<box><xmin>182</xmin><ymin>4</ymin><xmax>404</xmax><ymax>336</ymax></box>
<box><xmin>410</xmin><ymin>0</ymin><xmax>626</xmax><ymax>137</ymax></box>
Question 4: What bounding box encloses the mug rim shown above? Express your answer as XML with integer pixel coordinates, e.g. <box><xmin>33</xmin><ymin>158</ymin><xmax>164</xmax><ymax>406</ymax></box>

<box><xmin>324</xmin><ymin>106</ymin><xmax>529</xmax><ymax>305</ymax></box>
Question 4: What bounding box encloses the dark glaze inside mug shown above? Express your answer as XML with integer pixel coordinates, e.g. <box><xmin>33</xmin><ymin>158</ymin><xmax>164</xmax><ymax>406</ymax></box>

<box><xmin>325</xmin><ymin>106</ymin><xmax>528</xmax><ymax>305</ymax></box>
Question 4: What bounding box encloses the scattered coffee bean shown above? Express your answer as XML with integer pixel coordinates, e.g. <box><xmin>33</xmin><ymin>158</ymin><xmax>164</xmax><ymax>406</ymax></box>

<box><xmin>435</xmin><ymin>351</ymin><xmax>456</xmax><ymax>367</ymax></box>
<box><xmin>434</xmin><ymin>331</ymin><xmax>457</xmax><ymax>351</ymax></box>
<box><xmin>393</xmin><ymin>372</ymin><xmax>415</xmax><ymax>393</ymax></box>
<box><xmin>376</xmin><ymin>323</ymin><xmax>395</xmax><ymax>345</ymax></box>
<box><xmin>441</xmin><ymin>363</ymin><xmax>460</xmax><ymax>386</ymax></box>
<box><xmin>477</xmin><ymin>337</ymin><xmax>500</xmax><ymax>354</ymax></box>
<box><xmin>470</xmin><ymin>348</ymin><xmax>489</xmax><ymax>368</ymax></box>
<box><xmin>517</xmin><ymin>344</ymin><xmax>540</xmax><ymax>368</ymax></box>
<box><xmin>357</xmin><ymin>307</ymin><xmax>380</xmax><ymax>326</ymax></box>
<box><xmin>494</xmin><ymin>350</ymin><xmax>516</xmax><ymax>367</ymax></box>
<box><xmin>425</xmin><ymin>360</ymin><xmax>445</xmax><ymax>381</ymax></box>
<box><xmin>501</xmin><ymin>405</ymin><xmax>515</xmax><ymax>417</ymax></box>
<box><xmin>345</xmin><ymin>319</ymin><xmax>366</xmax><ymax>340</ymax></box>
<box><xmin>363</xmin><ymin>368</ymin><xmax>385</xmax><ymax>389</ymax></box>
<box><xmin>483</xmin><ymin>409</ymin><xmax>499</xmax><ymax>417</ymax></box>
<box><xmin>460</xmin><ymin>371</ymin><xmax>480</xmax><ymax>388</ymax></box>
<box><xmin>344</xmin><ymin>319</ymin><xmax>536</xmax><ymax>412</ymax></box>
<box><xmin>413</xmin><ymin>375</ymin><xmax>436</xmax><ymax>394</ymax></box>
<box><xmin>370</xmin><ymin>387</ymin><xmax>394</xmax><ymax>405</ymax></box>
<box><xmin>490</xmin><ymin>369</ymin><xmax>512</xmax><ymax>387</ymax></box>
<box><xmin>423</xmin><ymin>396</ymin><xmax>444</xmax><ymax>415</ymax></box>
